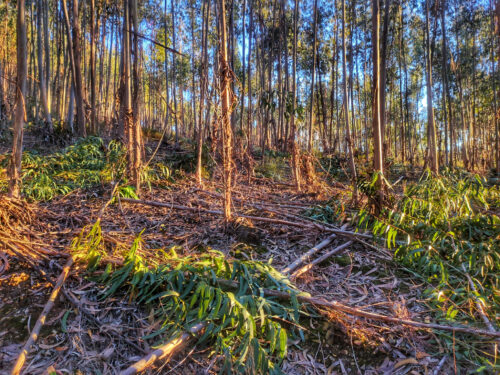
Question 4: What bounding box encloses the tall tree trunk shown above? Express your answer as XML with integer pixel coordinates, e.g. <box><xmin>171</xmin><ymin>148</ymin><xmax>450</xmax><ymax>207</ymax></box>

<box><xmin>425</xmin><ymin>0</ymin><xmax>438</xmax><ymax>174</ymax></box>
<box><xmin>307</xmin><ymin>0</ymin><xmax>318</xmax><ymax>152</ymax></box>
<box><xmin>218</xmin><ymin>0</ymin><xmax>234</xmax><ymax>222</ymax></box>
<box><xmin>120</xmin><ymin>0</ymin><xmax>134</xmax><ymax>179</ymax></box>
<box><xmin>380</xmin><ymin>0</ymin><xmax>391</xmax><ymax>162</ymax></box>
<box><xmin>9</xmin><ymin>0</ymin><xmax>27</xmax><ymax>198</ymax></box>
<box><xmin>36</xmin><ymin>0</ymin><xmax>53</xmax><ymax>131</ymax></box>
<box><xmin>72</xmin><ymin>0</ymin><xmax>85</xmax><ymax>136</ymax></box>
<box><xmin>90</xmin><ymin>0</ymin><xmax>97</xmax><ymax>133</ymax></box>
<box><xmin>196</xmin><ymin>0</ymin><xmax>209</xmax><ymax>184</ymax></box>
<box><xmin>372</xmin><ymin>0</ymin><xmax>384</xmax><ymax>209</ymax></box>
<box><xmin>130</xmin><ymin>0</ymin><xmax>143</xmax><ymax>193</ymax></box>
<box><xmin>441</xmin><ymin>0</ymin><xmax>450</xmax><ymax>166</ymax></box>
<box><xmin>290</xmin><ymin>0</ymin><xmax>301</xmax><ymax>191</ymax></box>
<box><xmin>171</xmin><ymin>0</ymin><xmax>179</xmax><ymax>144</ymax></box>
<box><xmin>342</xmin><ymin>0</ymin><xmax>357</xmax><ymax>200</ymax></box>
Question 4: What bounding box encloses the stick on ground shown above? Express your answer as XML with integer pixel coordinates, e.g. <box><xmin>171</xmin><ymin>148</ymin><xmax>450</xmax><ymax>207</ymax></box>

<box><xmin>292</xmin><ymin>240</ymin><xmax>353</xmax><ymax>278</ymax></box>
<box><xmin>119</xmin><ymin>323</ymin><xmax>205</xmax><ymax>375</ymax></box>
<box><xmin>10</xmin><ymin>257</ymin><xmax>74</xmax><ymax>375</ymax></box>
<box><xmin>282</xmin><ymin>233</ymin><xmax>337</xmax><ymax>274</ymax></box>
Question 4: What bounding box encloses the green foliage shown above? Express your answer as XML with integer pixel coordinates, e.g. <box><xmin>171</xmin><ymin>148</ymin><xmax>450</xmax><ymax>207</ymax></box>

<box><xmin>0</xmin><ymin>137</ymin><xmax>171</xmax><ymax>201</ymax></box>
<box><xmin>354</xmin><ymin>170</ymin><xmax>500</xmax><ymax>370</ymax></box>
<box><xmin>254</xmin><ymin>156</ymin><xmax>288</xmax><ymax>181</ymax></box>
<box><xmin>75</xmin><ymin>224</ymin><xmax>303</xmax><ymax>374</ymax></box>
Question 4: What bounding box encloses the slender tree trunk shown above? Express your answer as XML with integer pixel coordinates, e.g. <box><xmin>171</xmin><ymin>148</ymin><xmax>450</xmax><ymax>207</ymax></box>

<box><xmin>425</xmin><ymin>0</ymin><xmax>438</xmax><ymax>174</ymax></box>
<box><xmin>9</xmin><ymin>0</ymin><xmax>27</xmax><ymax>198</ymax></box>
<box><xmin>441</xmin><ymin>1</ymin><xmax>450</xmax><ymax>166</ymax></box>
<box><xmin>120</xmin><ymin>0</ymin><xmax>133</xmax><ymax>178</ymax></box>
<box><xmin>36</xmin><ymin>0</ymin><xmax>53</xmax><ymax>131</ymax></box>
<box><xmin>372</xmin><ymin>0</ymin><xmax>384</xmax><ymax>209</ymax></box>
<box><xmin>218</xmin><ymin>0</ymin><xmax>234</xmax><ymax>222</ymax></box>
<box><xmin>171</xmin><ymin>0</ymin><xmax>179</xmax><ymax>144</ymax></box>
<box><xmin>380</xmin><ymin>0</ymin><xmax>391</xmax><ymax>162</ymax></box>
<box><xmin>196</xmin><ymin>0</ymin><xmax>209</xmax><ymax>184</ymax></box>
<box><xmin>290</xmin><ymin>0</ymin><xmax>301</xmax><ymax>191</ymax></box>
<box><xmin>72</xmin><ymin>0</ymin><xmax>85</xmax><ymax>136</ymax></box>
<box><xmin>307</xmin><ymin>0</ymin><xmax>318</xmax><ymax>152</ymax></box>
<box><xmin>342</xmin><ymin>0</ymin><xmax>357</xmax><ymax>200</ymax></box>
<box><xmin>130</xmin><ymin>0</ymin><xmax>143</xmax><ymax>193</ymax></box>
<box><xmin>90</xmin><ymin>0</ymin><xmax>97</xmax><ymax>133</ymax></box>
<box><xmin>246</xmin><ymin>0</ymin><xmax>254</xmax><ymax>152</ymax></box>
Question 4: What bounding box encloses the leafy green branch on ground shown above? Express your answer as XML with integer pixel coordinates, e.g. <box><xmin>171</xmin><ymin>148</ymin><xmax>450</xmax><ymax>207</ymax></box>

<box><xmin>352</xmin><ymin>171</ymin><xmax>498</xmax><ymax>370</ymax></box>
<box><xmin>73</xmin><ymin>222</ymin><xmax>304</xmax><ymax>374</ymax></box>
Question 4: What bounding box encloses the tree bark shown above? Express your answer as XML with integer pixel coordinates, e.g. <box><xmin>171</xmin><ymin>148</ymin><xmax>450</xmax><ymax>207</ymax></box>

<box><xmin>36</xmin><ymin>0</ymin><xmax>53</xmax><ymax>131</ymax></box>
<box><xmin>218</xmin><ymin>0</ymin><xmax>234</xmax><ymax>222</ymax></box>
<box><xmin>72</xmin><ymin>0</ymin><xmax>86</xmax><ymax>136</ymax></box>
<box><xmin>8</xmin><ymin>0</ymin><xmax>27</xmax><ymax>198</ymax></box>
<box><xmin>372</xmin><ymin>0</ymin><xmax>384</xmax><ymax>209</ymax></box>
<box><xmin>307</xmin><ymin>0</ymin><xmax>318</xmax><ymax>152</ymax></box>
<box><xmin>342</xmin><ymin>0</ymin><xmax>358</xmax><ymax>200</ymax></box>
<box><xmin>90</xmin><ymin>0</ymin><xmax>97</xmax><ymax>133</ymax></box>
<box><xmin>290</xmin><ymin>0</ymin><xmax>301</xmax><ymax>191</ymax></box>
<box><xmin>425</xmin><ymin>0</ymin><xmax>438</xmax><ymax>174</ymax></box>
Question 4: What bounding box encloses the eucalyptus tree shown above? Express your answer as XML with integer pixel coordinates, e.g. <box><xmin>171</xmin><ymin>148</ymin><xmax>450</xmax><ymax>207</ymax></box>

<box><xmin>9</xmin><ymin>0</ymin><xmax>27</xmax><ymax>198</ymax></box>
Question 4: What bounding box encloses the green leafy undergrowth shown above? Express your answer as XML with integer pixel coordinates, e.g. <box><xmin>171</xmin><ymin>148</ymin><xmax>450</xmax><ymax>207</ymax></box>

<box><xmin>0</xmin><ymin>137</ymin><xmax>170</xmax><ymax>201</ymax></box>
<box><xmin>354</xmin><ymin>170</ymin><xmax>500</xmax><ymax>370</ymax></box>
<box><xmin>73</xmin><ymin>222</ymin><xmax>304</xmax><ymax>374</ymax></box>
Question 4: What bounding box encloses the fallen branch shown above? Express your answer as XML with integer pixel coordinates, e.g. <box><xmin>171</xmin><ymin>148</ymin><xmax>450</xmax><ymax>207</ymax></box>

<box><xmin>120</xmin><ymin>198</ymin><xmax>371</xmax><ymax>240</ymax></box>
<box><xmin>216</xmin><ymin>279</ymin><xmax>500</xmax><ymax>338</ymax></box>
<box><xmin>292</xmin><ymin>240</ymin><xmax>353</xmax><ymax>278</ymax></box>
<box><xmin>119</xmin><ymin>323</ymin><xmax>205</xmax><ymax>375</ymax></box>
<box><xmin>282</xmin><ymin>233</ymin><xmax>337</xmax><ymax>274</ymax></box>
<box><xmin>10</xmin><ymin>257</ymin><xmax>74</xmax><ymax>375</ymax></box>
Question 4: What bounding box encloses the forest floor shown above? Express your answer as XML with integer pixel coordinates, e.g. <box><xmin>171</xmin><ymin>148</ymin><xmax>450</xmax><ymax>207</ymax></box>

<box><xmin>0</xmin><ymin>135</ymin><xmax>496</xmax><ymax>375</ymax></box>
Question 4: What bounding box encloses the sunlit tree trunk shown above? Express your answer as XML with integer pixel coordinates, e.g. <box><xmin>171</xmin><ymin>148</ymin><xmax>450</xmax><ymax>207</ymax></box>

<box><xmin>441</xmin><ymin>0</ymin><xmax>450</xmax><ymax>166</ymax></box>
<box><xmin>372</xmin><ymin>0</ymin><xmax>384</xmax><ymax>208</ymax></box>
<box><xmin>380</xmin><ymin>0</ymin><xmax>391</xmax><ymax>161</ymax></box>
<box><xmin>130</xmin><ymin>0</ymin><xmax>143</xmax><ymax>193</ymax></box>
<box><xmin>218</xmin><ymin>0</ymin><xmax>234</xmax><ymax>222</ymax></box>
<box><xmin>290</xmin><ymin>0</ymin><xmax>301</xmax><ymax>191</ymax></box>
<box><xmin>425</xmin><ymin>0</ymin><xmax>438</xmax><ymax>174</ymax></box>
<box><xmin>196</xmin><ymin>0</ymin><xmax>209</xmax><ymax>185</ymax></box>
<box><xmin>342</xmin><ymin>0</ymin><xmax>357</xmax><ymax>200</ymax></box>
<box><xmin>9</xmin><ymin>0</ymin><xmax>27</xmax><ymax>198</ymax></box>
<box><xmin>307</xmin><ymin>0</ymin><xmax>318</xmax><ymax>152</ymax></box>
<box><xmin>36</xmin><ymin>0</ymin><xmax>53</xmax><ymax>131</ymax></box>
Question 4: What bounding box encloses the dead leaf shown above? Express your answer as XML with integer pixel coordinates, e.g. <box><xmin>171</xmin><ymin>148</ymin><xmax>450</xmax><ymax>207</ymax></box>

<box><xmin>394</xmin><ymin>358</ymin><xmax>419</xmax><ymax>369</ymax></box>
<box><xmin>416</xmin><ymin>351</ymin><xmax>430</xmax><ymax>359</ymax></box>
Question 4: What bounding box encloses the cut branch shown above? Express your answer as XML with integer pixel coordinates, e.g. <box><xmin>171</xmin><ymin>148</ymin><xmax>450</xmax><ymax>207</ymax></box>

<box><xmin>10</xmin><ymin>257</ymin><xmax>74</xmax><ymax>375</ymax></box>
<box><xmin>119</xmin><ymin>198</ymin><xmax>372</xmax><ymax>240</ymax></box>
<box><xmin>292</xmin><ymin>240</ymin><xmax>353</xmax><ymax>278</ymax></box>
<box><xmin>282</xmin><ymin>233</ymin><xmax>337</xmax><ymax>274</ymax></box>
<box><xmin>119</xmin><ymin>323</ymin><xmax>205</xmax><ymax>375</ymax></box>
<box><xmin>216</xmin><ymin>279</ymin><xmax>500</xmax><ymax>338</ymax></box>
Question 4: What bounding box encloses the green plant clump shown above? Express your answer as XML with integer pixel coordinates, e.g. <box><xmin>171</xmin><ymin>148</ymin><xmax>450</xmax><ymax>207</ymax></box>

<box><xmin>0</xmin><ymin>137</ymin><xmax>170</xmax><ymax>201</ymax></box>
<box><xmin>355</xmin><ymin>170</ymin><xmax>500</xmax><ymax>370</ymax></box>
<box><xmin>73</xmin><ymin>222</ymin><xmax>304</xmax><ymax>374</ymax></box>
